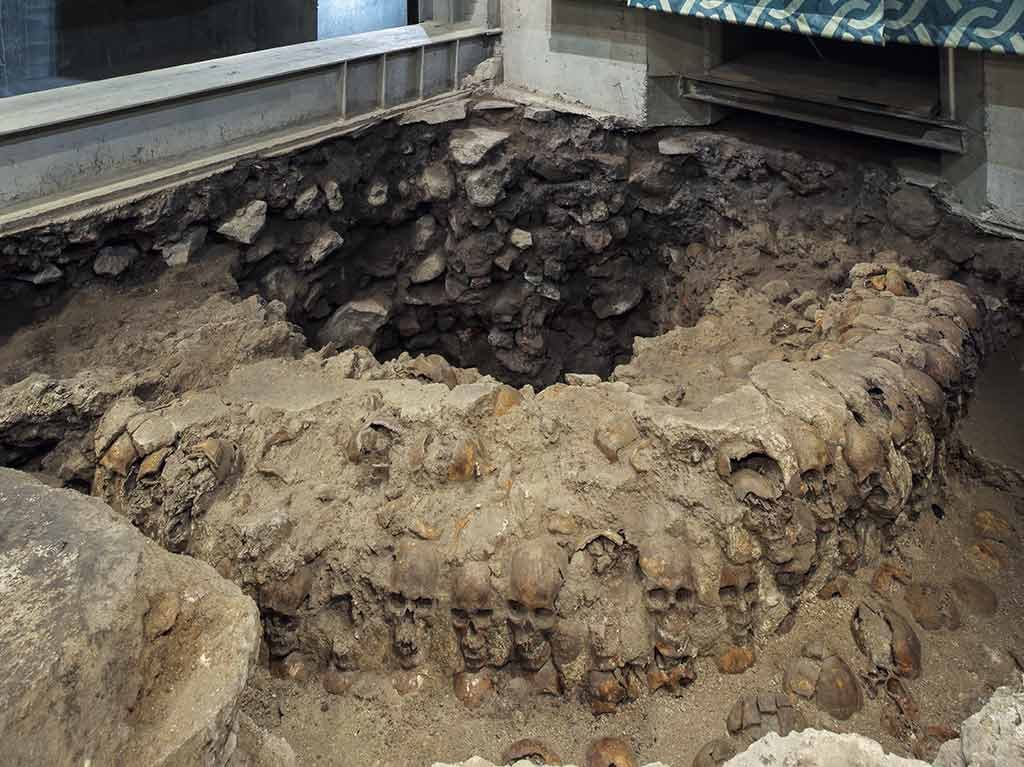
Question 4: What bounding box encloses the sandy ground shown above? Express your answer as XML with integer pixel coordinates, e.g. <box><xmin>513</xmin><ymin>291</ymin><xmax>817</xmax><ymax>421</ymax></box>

<box><xmin>242</xmin><ymin>342</ymin><xmax>1024</xmax><ymax>767</ymax></box>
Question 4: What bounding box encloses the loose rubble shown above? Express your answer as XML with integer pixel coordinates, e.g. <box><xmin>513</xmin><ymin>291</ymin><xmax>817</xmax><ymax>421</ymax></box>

<box><xmin>0</xmin><ymin>469</ymin><xmax>262</xmax><ymax>766</ymax></box>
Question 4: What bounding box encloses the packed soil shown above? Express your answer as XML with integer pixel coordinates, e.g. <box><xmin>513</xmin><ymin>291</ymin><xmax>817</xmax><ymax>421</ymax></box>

<box><xmin>239</xmin><ymin>393</ymin><xmax>1024</xmax><ymax>766</ymax></box>
<box><xmin>3</xmin><ymin>239</ymin><xmax>1021</xmax><ymax>767</ymax></box>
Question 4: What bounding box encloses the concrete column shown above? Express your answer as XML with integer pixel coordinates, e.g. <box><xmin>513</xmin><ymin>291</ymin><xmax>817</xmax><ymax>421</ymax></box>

<box><xmin>501</xmin><ymin>0</ymin><xmax>651</xmax><ymax>122</ymax></box>
<box><xmin>645</xmin><ymin>13</ymin><xmax>722</xmax><ymax>126</ymax></box>
<box><xmin>943</xmin><ymin>51</ymin><xmax>1024</xmax><ymax>230</ymax></box>
<box><xmin>984</xmin><ymin>55</ymin><xmax>1024</xmax><ymax>226</ymax></box>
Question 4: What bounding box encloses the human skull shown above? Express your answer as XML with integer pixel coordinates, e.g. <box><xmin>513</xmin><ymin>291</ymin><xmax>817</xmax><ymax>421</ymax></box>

<box><xmin>744</xmin><ymin>504</ymin><xmax>818</xmax><ymax>591</ymax></box>
<box><xmin>451</xmin><ymin>562</ymin><xmax>508</xmax><ymax>671</ymax></box>
<box><xmin>776</xmin><ymin>505</ymin><xmax>818</xmax><ymax>589</ymax></box>
<box><xmin>639</xmin><ymin>539</ymin><xmax>698</xmax><ymax>661</ymax></box>
<box><xmin>719</xmin><ymin>564</ymin><xmax>759</xmax><ymax>645</ymax></box>
<box><xmin>507</xmin><ymin>541</ymin><xmax>565</xmax><ymax>671</ymax></box>
<box><xmin>386</xmin><ymin>540</ymin><xmax>441</xmax><ymax>669</ymax></box>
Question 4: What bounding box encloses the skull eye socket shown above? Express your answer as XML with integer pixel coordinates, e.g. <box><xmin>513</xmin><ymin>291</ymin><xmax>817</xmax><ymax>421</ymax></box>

<box><xmin>646</xmin><ymin>587</ymin><xmax>671</xmax><ymax>610</ymax></box>
<box><xmin>414</xmin><ymin>597</ymin><xmax>435</xmax><ymax>611</ymax></box>
<box><xmin>533</xmin><ymin>607</ymin><xmax>557</xmax><ymax>630</ymax></box>
<box><xmin>507</xmin><ymin>600</ymin><xmax>527</xmax><ymax>620</ymax></box>
<box><xmin>472</xmin><ymin>608</ymin><xmax>494</xmax><ymax>627</ymax></box>
<box><xmin>675</xmin><ymin>587</ymin><xmax>694</xmax><ymax>605</ymax></box>
<box><xmin>388</xmin><ymin>592</ymin><xmax>408</xmax><ymax>613</ymax></box>
<box><xmin>451</xmin><ymin>608</ymin><xmax>469</xmax><ymax>627</ymax></box>
<box><xmin>719</xmin><ymin>586</ymin><xmax>737</xmax><ymax>605</ymax></box>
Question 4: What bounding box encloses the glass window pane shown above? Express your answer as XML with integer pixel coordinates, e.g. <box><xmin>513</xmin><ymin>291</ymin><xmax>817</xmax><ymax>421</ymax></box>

<box><xmin>385</xmin><ymin>50</ymin><xmax>420</xmax><ymax>107</ymax></box>
<box><xmin>422</xmin><ymin>43</ymin><xmax>455</xmax><ymax>98</ymax></box>
<box><xmin>0</xmin><ymin>0</ymin><xmax>412</xmax><ymax>99</ymax></box>
<box><xmin>456</xmin><ymin>36</ymin><xmax>493</xmax><ymax>82</ymax></box>
<box><xmin>346</xmin><ymin>56</ymin><xmax>381</xmax><ymax>117</ymax></box>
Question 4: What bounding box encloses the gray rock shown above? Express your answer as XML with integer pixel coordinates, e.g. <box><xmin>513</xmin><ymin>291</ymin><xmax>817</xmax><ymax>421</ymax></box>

<box><xmin>887</xmin><ymin>187</ymin><xmax>941</xmax><ymax>239</ymax></box>
<box><xmin>510</xmin><ymin>228</ymin><xmax>533</xmax><ymax>250</ymax></box>
<box><xmin>761</xmin><ymin>278</ymin><xmax>794</xmax><ymax>303</ymax></box>
<box><xmin>129</xmin><ymin>415</ymin><xmax>178</xmax><ymax>457</ymax></box>
<box><xmin>162</xmin><ymin>227</ymin><xmax>208</xmax><ymax>266</ymax></box>
<box><xmin>414</xmin><ymin>215</ymin><xmax>438</xmax><ymax>252</ymax></box>
<box><xmin>410</xmin><ymin>251</ymin><xmax>447</xmax><ymax>284</ymax></box>
<box><xmin>724</xmin><ymin>729</ymin><xmax>929</xmax><ymax>766</ymax></box>
<box><xmin>367</xmin><ymin>179</ymin><xmax>389</xmax><ymax>207</ymax></box>
<box><xmin>453</xmin><ymin>231</ymin><xmax>504</xmax><ymax>277</ymax></box>
<box><xmin>593</xmin><ymin>284</ymin><xmax>644</xmax><ymax>319</ymax></box>
<box><xmin>261</xmin><ymin>266</ymin><xmax>303</xmax><ymax>311</ymax></box>
<box><xmin>1</xmin><ymin>370</ymin><xmax>121</xmax><ymax>467</ymax></box>
<box><xmin>524</xmin><ymin>105</ymin><xmax>556</xmax><ymax>122</ymax></box>
<box><xmin>465</xmin><ymin>163</ymin><xmax>508</xmax><ymax>208</ymax></box>
<box><xmin>463</xmin><ymin>56</ymin><xmax>501</xmax><ymax>86</ymax></box>
<box><xmin>398</xmin><ymin>99</ymin><xmax>468</xmax><ymax>125</ymax></box>
<box><xmin>658</xmin><ymin>136</ymin><xmax>699</xmax><ymax>156</ymax></box>
<box><xmin>566</xmin><ymin>373</ymin><xmax>602</xmax><ymax>386</ymax></box>
<box><xmin>494</xmin><ymin>249</ymin><xmax>518</xmax><ymax>272</ymax></box>
<box><xmin>488</xmin><ymin>328</ymin><xmax>515</xmax><ymax>349</ymax></box>
<box><xmin>94</xmin><ymin>245</ymin><xmax>138</xmax><ymax>277</ymax></box>
<box><xmin>449</xmin><ymin>128</ymin><xmax>511</xmax><ymax>166</ymax></box>
<box><xmin>789</xmin><ymin>290</ymin><xmax>820</xmax><ymax>312</ymax></box>
<box><xmin>0</xmin><ymin>468</ymin><xmax>260</xmax><ymax>767</ymax></box>
<box><xmin>94</xmin><ymin>396</ymin><xmax>144</xmax><ymax>456</ymax></box>
<box><xmin>421</xmin><ymin>162</ymin><xmax>454</xmax><ymax>201</ymax></box>
<box><xmin>302</xmin><ymin>228</ymin><xmax>344</xmax><ymax>269</ymax></box>
<box><xmin>21</xmin><ymin>265</ymin><xmax>63</xmax><ymax>285</ymax></box>
<box><xmin>324</xmin><ymin>180</ymin><xmax>345</xmax><ymax>213</ymax></box>
<box><xmin>537</xmin><ymin>282</ymin><xmax>561</xmax><ymax>301</ymax></box>
<box><xmin>218</xmin><ymin>201</ymin><xmax>268</xmax><ymax>245</ymax></box>
<box><xmin>933</xmin><ymin>684</ymin><xmax>1024</xmax><ymax>767</ymax></box>
<box><xmin>292</xmin><ymin>185</ymin><xmax>322</xmax><ymax>217</ymax></box>
<box><xmin>583</xmin><ymin>224</ymin><xmax>613</xmax><ymax>254</ymax></box>
<box><xmin>318</xmin><ymin>295</ymin><xmax>392</xmax><ymax>349</ymax></box>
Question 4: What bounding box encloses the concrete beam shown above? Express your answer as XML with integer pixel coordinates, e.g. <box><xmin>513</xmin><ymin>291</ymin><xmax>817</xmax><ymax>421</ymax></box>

<box><xmin>0</xmin><ymin>25</ymin><xmax>497</xmax><ymax>223</ymax></box>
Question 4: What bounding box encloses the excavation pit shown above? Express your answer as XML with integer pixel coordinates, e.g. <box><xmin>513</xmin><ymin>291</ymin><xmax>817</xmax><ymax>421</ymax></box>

<box><xmin>2</xmin><ymin>101</ymin><xmax>1023</xmax><ymax>767</ymax></box>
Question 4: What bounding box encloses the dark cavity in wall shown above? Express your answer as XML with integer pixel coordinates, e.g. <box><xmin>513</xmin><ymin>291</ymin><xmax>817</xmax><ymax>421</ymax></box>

<box><xmin>5</xmin><ymin>104</ymin><xmax>1024</xmax><ymax>393</ymax></box>
<box><xmin>249</xmin><ymin>210</ymin><xmax>681</xmax><ymax>389</ymax></box>
<box><xmin>230</xmin><ymin>117</ymin><xmax>702</xmax><ymax>389</ymax></box>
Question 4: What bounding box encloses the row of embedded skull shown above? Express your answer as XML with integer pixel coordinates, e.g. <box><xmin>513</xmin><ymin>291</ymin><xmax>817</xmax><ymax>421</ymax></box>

<box><xmin>640</xmin><ymin>540</ymin><xmax>759</xmax><ymax>655</ymax></box>
<box><xmin>383</xmin><ymin>537</ymin><xmax>764</xmax><ymax>701</ymax></box>
<box><xmin>385</xmin><ymin>540</ymin><xmax>565</xmax><ymax>674</ymax></box>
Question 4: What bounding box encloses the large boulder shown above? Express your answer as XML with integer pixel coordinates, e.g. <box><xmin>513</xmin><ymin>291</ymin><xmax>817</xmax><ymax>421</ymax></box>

<box><xmin>934</xmin><ymin>684</ymin><xmax>1024</xmax><ymax>767</ymax></box>
<box><xmin>0</xmin><ymin>468</ymin><xmax>261</xmax><ymax>766</ymax></box>
<box><xmin>722</xmin><ymin>730</ymin><xmax>929</xmax><ymax>766</ymax></box>
<box><xmin>887</xmin><ymin>187</ymin><xmax>941</xmax><ymax>239</ymax></box>
<box><xmin>448</xmin><ymin>128</ymin><xmax>510</xmax><ymax>166</ymax></box>
<box><xmin>318</xmin><ymin>295</ymin><xmax>393</xmax><ymax>349</ymax></box>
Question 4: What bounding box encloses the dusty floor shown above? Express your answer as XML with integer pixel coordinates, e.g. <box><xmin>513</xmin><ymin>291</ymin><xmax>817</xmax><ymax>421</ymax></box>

<box><xmin>237</xmin><ymin>342</ymin><xmax>1024</xmax><ymax>767</ymax></box>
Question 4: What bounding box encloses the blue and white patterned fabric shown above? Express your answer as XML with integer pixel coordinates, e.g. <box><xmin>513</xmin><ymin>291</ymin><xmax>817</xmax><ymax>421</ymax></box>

<box><xmin>624</xmin><ymin>0</ymin><xmax>1024</xmax><ymax>53</ymax></box>
<box><xmin>885</xmin><ymin>1</ymin><xmax>1024</xmax><ymax>54</ymax></box>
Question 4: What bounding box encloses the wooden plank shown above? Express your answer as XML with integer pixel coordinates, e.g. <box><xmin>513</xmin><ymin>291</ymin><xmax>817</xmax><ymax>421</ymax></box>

<box><xmin>700</xmin><ymin>50</ymin><xmax>939</xmax><ymax>119</ymax></box>
<box><xmin>0</xmin><ymin>24</ymin><xmax>498</xmax><ymax>139</ymax></box>
<box><xmin>683</xmin><ymin>79</ymin><xmax>965</xmax><ymax>153</ymax></box>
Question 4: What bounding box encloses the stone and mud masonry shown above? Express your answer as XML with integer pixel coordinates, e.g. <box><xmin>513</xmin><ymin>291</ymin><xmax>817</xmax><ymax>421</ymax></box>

<box><xmin>2</xmin><ymin>95</ymin><xmax>1024</xmax><ymax>766</ymax></box>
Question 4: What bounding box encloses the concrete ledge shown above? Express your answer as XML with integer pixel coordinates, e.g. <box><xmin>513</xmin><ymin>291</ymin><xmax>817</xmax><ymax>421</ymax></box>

<box><xmin>0</xmin><ymin>23</ymin><xmax>498</xmax><ymax>225</ymax></box>
<box><xmin>0</xmin><ymin>23</ymin><xmax>489</xmax><ymax>139</ymax></box>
